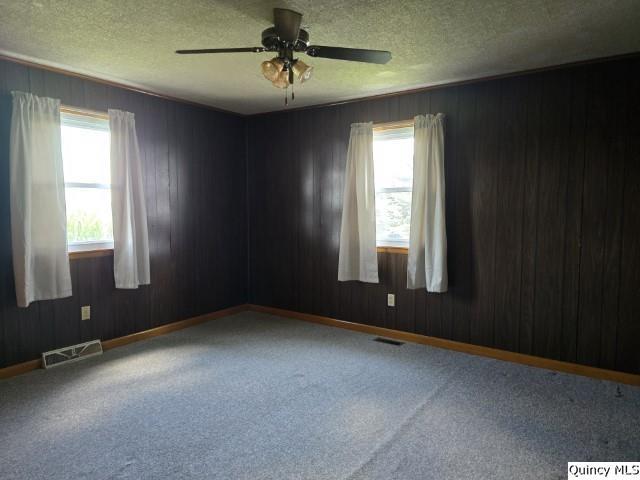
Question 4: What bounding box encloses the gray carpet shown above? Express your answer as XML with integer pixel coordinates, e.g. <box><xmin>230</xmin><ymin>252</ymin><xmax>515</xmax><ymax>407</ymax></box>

<box><xmin>0</xmin><ymin>311</ymin><xmax>638</xmax><ymax>480</ymax></box>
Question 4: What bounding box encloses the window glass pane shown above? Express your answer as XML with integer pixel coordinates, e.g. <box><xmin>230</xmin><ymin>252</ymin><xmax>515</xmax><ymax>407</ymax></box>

<box><xmin>61</xmin><ymin>119</ymin><xmax>111</xmax><ymax>185</ymax></box>
<box><xmin>373</xmin><ymin>136</ymin><xmax>413</xmax><ymax>190</ymax></box>
<box><xmin>375</xmin><ymin>191</ymin><xmax>412</xmax><ymax>247</ymax></box>
<box><xmin>65</xmin><ymin>187</ymin><xmax>113</xmax><ymax>244</ymax></box>
<box><xmin>373</xmin><ymin>127</ymin><xmax>414</xmax><ymax>246</ymax></box>
<box><xmin>61</xmin><ymin>112</ymin><xmax>113</xmax><ymax>247</ymax></box>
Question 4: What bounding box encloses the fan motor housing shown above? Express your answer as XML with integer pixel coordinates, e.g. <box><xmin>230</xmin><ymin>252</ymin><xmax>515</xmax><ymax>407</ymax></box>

<box><xmin>261</xmin><ymin>28</ymin><xmax>309</xmax><ymax>51</ymax></box>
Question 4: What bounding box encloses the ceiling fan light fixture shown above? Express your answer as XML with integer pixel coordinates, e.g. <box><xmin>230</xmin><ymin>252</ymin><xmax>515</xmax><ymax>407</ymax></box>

<box><xmin>272</xmin><ymin>69</ymin><xmax>289</xmax><ymax>89</ymax></box>
<box><xmin>292</xmin><ymin>60</ymin><xmax>313</xmax><ymax>83</ymax></box>
<box><xmin>261</xmin><ymin>57</ymin><xmax>284</xmax><ymax>82</ymax></box>
<box><xmin>176</xmin><ymin>8</ymin><xmax>392</xmax><ymax>103</ymax></box>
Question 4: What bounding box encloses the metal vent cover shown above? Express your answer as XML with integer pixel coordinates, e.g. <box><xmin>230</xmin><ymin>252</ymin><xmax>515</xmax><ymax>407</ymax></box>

<box><xmin>41</xmin><ymin>339</ymin><xmax>103</xmax><ymax>369</ymax></box>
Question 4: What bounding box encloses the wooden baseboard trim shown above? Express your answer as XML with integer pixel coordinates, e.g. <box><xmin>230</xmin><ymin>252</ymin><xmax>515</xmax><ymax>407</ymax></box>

<box><xmin>0</xmin><ymin>359</ymin><xmax>42</xmax><ymax>380</ymax></box>
<box><xmin>5</xmin><ymin>303</ymin><xmax>637</xmax><ymax>386</ymax></box>
<box><xmin>247</xmin><ymin>304</ymin><xmax>640</xmax><ymax>387</ymax></box>
<box><xmin>0</xmin><ymin>304</ymin><xmax>248</xmax><ymax>380</ymax></box>
<box><xmin>101</xmin><ymin>305</ymin><xmax>247</xmax><ymax>350</ymax></box>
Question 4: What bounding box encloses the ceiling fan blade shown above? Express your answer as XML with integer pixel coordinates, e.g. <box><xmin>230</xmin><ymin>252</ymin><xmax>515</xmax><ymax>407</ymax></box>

<box><xmin>176</xmin><ymin>47</ymin><xmax>265</xmax><ymax>54</ymax></box>
<box><xmin>306</xmin><ymin>46</ymin><xmax>391</xmax><ymax>64</ymax></box>
<box><xmin>273</xmin><ymin>8</ymin><xmax>302</xmax><ymax>43</ymax></box>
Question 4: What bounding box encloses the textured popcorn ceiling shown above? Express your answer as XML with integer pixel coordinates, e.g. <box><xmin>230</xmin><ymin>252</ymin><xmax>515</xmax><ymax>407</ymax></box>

<box><xmin>1</xmin><ymin>0</ymin><xmax>639</xmax><ymax>114</ymax></box>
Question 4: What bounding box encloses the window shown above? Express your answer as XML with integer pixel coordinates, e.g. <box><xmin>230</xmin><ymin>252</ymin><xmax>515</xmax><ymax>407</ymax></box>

<box><xmin>373</xmin><ymin>125</ymin><xmax>414</xmax><ymax>248</ymax></box>
<box><xmin>60</xmin><ymin>110</ymin><xmax>113</xmax><ymax>252</ymax></box>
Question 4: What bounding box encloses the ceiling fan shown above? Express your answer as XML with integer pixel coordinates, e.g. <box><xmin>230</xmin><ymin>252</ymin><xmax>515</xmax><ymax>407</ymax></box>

<box><xmin>176</xmin><ymin>8</ymin><xmax>392</xmax><ymax>103</ymax></box>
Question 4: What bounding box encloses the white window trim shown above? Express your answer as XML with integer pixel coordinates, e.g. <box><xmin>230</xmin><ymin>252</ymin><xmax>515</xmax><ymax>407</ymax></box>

<box><xmin>68</xmin><ymin>241</ymin><xmax>114</xmax><ymax>253</ymax></box>
<box><xmin>377</xmin><ymin>237</ymin><xmax>410</xmax><ymax>248</ymax></box>
<box><xmin>376</xmin><ymin>186</ymin><xmax>411</xmax><ymax>194</ymax></box>
<box><xmin>65</xmin><ymin>182</ymin><xmax>110</xmax><ymax>190</ymax></box>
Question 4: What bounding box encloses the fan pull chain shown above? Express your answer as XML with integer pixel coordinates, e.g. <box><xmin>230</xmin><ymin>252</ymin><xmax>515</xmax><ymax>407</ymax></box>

<box><xmin>283</xmin><ymin>81</ymin><xmax>295</xmax><ymax>107</ymax></box>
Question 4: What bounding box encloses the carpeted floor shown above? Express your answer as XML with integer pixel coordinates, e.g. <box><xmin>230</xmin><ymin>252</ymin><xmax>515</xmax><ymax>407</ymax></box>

<box><xmin>0</xmin><ymin>311</ymin><xmax>638</xmax><ymax>480</ymax></box>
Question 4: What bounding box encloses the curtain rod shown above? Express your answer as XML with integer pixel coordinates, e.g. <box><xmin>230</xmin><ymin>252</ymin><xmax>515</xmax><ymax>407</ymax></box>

<box><xmin>60</xmin><ymin>105</ymin><xmax>109</xmax><ymax>120</ymax></box>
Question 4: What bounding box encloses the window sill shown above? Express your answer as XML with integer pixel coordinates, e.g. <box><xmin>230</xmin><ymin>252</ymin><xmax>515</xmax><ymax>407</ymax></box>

<box><xmin>377</xmin><ymin>246</ymin><xmax>408</xmax><ymax>254</ymax></box>
<box><xmin>69</xmin><ymin>248</ymin><xmax>113</xmax><ymax>260</ymax></box>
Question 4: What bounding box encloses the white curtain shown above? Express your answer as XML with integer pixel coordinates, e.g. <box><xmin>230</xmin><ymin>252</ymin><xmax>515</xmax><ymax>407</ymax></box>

<box><xmin>338</xmin><ymin>122</ymin><xmax>378</xmax><ymax>283</ymax></box>
<box><xmin>9</xmin><ymin>91</ymin><xmax>72</xmax><ymax>307</ymax></box>
<box><xmin>109</xmin><ymin>109</ymin><xmax>150</xmax><ymax>289</ymax></box>
<box><xmin>407</xmin><ymin>114</ymin><xmax>447</xmax><ymax>292</ymax></box>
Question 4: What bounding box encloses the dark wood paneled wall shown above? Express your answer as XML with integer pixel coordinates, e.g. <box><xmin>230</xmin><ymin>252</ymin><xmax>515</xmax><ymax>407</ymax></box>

<box><xmin>248</xmin><ymin>56</ymin><xmax>640</xmax><ymax>374</ymax></box>
<box><xmin>0</xmin><ymin>59</ymin><xmax>248</xmax><ymax>368</ymax></box>
<box><xmin>2</xmin><ymin>55</ymin><xmax>639</xmax><ymax>375</ymax></box>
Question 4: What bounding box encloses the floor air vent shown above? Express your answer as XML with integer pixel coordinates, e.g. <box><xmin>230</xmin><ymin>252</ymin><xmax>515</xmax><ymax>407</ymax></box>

<box><xmin>42</xmin><ymin>340</ymin><xmax>103</xmax><ymax>369</ymax></box>
<box><xmin>374</xmin><ymin>337</ymin><xmax>405</xmax><ymax>346</ymax></box>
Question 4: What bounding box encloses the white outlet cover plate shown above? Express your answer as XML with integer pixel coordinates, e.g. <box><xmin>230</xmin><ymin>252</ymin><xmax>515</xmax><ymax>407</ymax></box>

<box><xmin>387</xmin><ymin>294</ymin><xmax>395</xmax><ymax>307</ymax></box>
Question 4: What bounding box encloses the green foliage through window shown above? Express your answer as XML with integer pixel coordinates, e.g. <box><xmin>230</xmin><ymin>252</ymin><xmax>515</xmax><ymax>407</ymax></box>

<box><xmin>66</xmin><ymin>210</ymin><xmax>113</xmax><ymax>243</ymax></box>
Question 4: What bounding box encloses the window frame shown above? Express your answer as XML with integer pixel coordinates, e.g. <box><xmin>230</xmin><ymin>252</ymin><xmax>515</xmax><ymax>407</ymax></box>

<box><xmin>372</xmin><ymin>120</ymin><xmax>414</xmax><ymax>253</ymax></box>
<box><xmin>60</xmin><ymin>106</ymin><xmax>114</xmax><ymax>259</ymax></box>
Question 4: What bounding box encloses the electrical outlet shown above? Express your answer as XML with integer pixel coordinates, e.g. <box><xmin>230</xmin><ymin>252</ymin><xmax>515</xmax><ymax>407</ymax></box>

<box><xmin>81</xmin><ymin>305</ymin><xmax>91</xmax><ymax>321</ymax></box>
<box><xmin>387</xmin><ymin>294</ymin><xmax>395</xmax><ymax>307</ymax></box>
